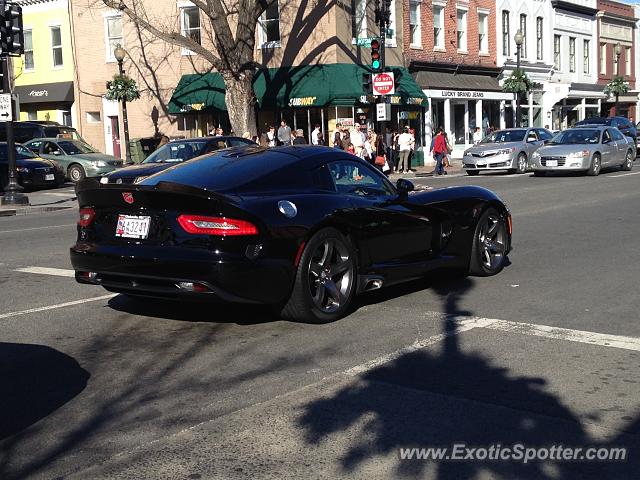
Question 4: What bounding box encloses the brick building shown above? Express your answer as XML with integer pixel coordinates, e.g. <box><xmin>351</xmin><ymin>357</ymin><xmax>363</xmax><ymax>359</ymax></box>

<box><xmin>597</xmin><ymin>0</ymin><xmax>637</xmax><ymax>120</ymax></box>
<box><xmin>404</xmin><ymin>0</ymin><xmax>509</xmax><ymax>154</ymax></box>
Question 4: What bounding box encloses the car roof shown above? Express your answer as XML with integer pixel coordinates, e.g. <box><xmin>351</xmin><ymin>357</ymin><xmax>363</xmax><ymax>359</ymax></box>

<box><xmin>142</xmin><ymin>145</ymin><xmax>345</xmax><ymax>192</ymax></box>
<box><xmin>572</xmin><ymin>125</ymin><xmax>608</xmax><ymax>130</ymax></box>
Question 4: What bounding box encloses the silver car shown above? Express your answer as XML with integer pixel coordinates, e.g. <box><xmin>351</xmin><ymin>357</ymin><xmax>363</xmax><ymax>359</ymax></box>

<box><xmin>462</xmin><ymin>127</ymin><xmax>554</xmax><ymax>176</ymax></box>
<box><xmin>529</xmin><ymin>126</ymin><xmax>635</xmax><ymax>176</ymax></box>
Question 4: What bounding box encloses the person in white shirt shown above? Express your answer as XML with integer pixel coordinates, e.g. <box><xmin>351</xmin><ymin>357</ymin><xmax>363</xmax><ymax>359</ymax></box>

<box><xmin>473</xmin><ymin>127</ymin><xmax>483</xmax><ymax>145</ymax></box>
<box><xmin>311</xmin><ymin>124</ymin><xmax>322</xmax><ymax>145</ymax></box>
<box><xmin>351</xmin><ymin>123</ymin><xmax>365</xmax><ymax>157</ymax></box>
<box><xmin>396</xmin><ymin>127</ymin><xmax>415</xmax><ymax>173</ymax></box>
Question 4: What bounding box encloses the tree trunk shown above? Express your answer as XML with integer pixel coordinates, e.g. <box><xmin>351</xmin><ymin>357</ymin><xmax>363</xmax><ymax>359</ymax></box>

<box><xmin>223</xmin><ymin>73</ymin><xmax>257</xmax><ymax>137</ymax></box>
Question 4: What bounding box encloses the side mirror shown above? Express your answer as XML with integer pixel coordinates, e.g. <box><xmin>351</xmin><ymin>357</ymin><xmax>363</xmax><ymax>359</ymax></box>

<box><xmin>396</xmin><ymin>178</ymin><xmax>414</xmax><ymax>198</ymax></box>
<box><xmin>543</xmin><ymin>139</ymin><xmax>551</xmax><ymax>145</ymax></box>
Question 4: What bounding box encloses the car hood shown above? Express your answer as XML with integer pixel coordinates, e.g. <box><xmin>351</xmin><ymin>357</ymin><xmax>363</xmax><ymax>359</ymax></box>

<box><xmin>534</xmin><ymin>144</ymin><xmax>595</xmax><ymax>156</ymax></box>
<box><xmin>17</xmin><ymin>157</ymin><xmax>58</xmax><ymax>168</ymax></box>
<box><xmin>465</xmin><ymin>142</ymin><xmax>521</xmax><ymax>154</ymax></box>
<box><xmin>107</xmin><ymin>162</ymin><xmax>172</xmax><ymax>179</ymax></box>
<box><xmin>71</xmin><ymin>153</ymin><xmax>123</xmax><ymax>165</ymax></box>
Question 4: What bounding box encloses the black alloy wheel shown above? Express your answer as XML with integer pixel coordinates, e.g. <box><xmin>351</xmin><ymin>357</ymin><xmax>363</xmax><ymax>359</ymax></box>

<box><xmin>469</xmin><ymin>208</ymin><xmax>508</xmax><ymax>277</ymax></box>
<box><xmin>280</xmin><ymin>228</ymin><xmax>356</xmax><ymax>323</ymax></box>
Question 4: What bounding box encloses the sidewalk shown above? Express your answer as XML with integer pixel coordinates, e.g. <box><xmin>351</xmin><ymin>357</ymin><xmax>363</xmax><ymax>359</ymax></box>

<box><xmin>0</xmin><ymin>194</ymin><xmax>76</xmax><ymax>216</ymax></box>
<box><xmin>388</xmin><ymin>159</ymin><xmax>464</xmax><ymax>179</ymax></box>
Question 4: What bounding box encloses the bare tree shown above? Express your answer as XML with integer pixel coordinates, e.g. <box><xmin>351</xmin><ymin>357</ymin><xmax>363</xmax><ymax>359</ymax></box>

<box><xmin>102</xmin><ymin>0</ymin><xmax>277</xmax><ymax>135</ymax></box>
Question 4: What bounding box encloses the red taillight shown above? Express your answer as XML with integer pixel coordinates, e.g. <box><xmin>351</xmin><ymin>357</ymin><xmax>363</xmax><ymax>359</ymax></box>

<box><xmin>78</xmin><ymin>207</ymin><xmax>95</xmax><ymax>227</ymax></box>
<box><xmin>177</xmin><ymin>215</ymin><xmax>258</xmax><ymax>236</ymax></box>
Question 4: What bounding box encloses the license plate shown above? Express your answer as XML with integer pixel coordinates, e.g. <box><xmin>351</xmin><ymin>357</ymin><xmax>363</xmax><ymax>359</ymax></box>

<box><xmin>45</xmin><ymin>174</ymin><xmax>55</xmax><ymax>181</ymax></box>
<box><xmin>115</xmin><ymin>215</ymin><xmax>151</xmax><ymax>239</ymax></box>
<box><xmin>477</xmin><ymin>162</ymin><xmax>486</xmax><ymax>167</ymax></box>
<box><xmin>546</xmin><ymin>160</ymin><xmax>558</xmax><ymax>167</ymax></box>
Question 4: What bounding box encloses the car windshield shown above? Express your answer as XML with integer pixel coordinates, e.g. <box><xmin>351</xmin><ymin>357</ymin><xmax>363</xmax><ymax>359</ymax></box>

<box><xmin>58</xmin><ymin>140</ymin><xmax>98</xmax><ymax>155</ymax></box>
<box><xmin>481</xmin><ymin>130</ymin><xmax>526</xmax><ymax>143</ymax></box>
<box><xmin>548</xmin><ymin>129</ymin><xmax>600</xmax><ymax>145</ymax></box>
<box><xmin>143</xmin><ymin>141</ymin><xmax>206</xmax><ymax>164</ymax></box>
<box><xmin>0</xmin><ymin>144</ymin><xmax>37</xmax><ymax>160</ymax></box>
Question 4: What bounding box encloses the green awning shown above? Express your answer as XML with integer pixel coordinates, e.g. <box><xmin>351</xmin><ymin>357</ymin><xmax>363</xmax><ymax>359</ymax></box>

<box><xmin>168</xmin><ymin>64</ymin><xmax>428</xmax><ymax>114</ymax></box>
<box><xmin>167</xmin><ymin>72</ymin><xmax>227</xmax><ymax>114</ymax></box>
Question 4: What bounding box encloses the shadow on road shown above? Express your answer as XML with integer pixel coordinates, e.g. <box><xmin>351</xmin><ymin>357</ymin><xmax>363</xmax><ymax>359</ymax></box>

<box><xmin>298</xmin><ymin>275</ymin><xmax>640</xmax><ymax>479</ymax></box>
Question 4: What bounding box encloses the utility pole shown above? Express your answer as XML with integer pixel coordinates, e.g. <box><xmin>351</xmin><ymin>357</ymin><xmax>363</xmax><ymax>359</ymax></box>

<box><xmin>0</xmin><ymin>1</ymin><xmax>28</xmax><ymax>206</ymax></box>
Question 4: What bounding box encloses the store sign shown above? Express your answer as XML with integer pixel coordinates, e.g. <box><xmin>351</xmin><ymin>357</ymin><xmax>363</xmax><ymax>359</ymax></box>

<box><xmin>372</xmin><ymin>72</ymin><xmax>395</xmax><ymax>96</ymax></box>
<box><xmin>288</xmin><ymin>96</ymin><xmax>317</xmax><ymax>107</ymax></box>
<box><xmin>28</xmin><ymin>89</ymin><xmax>49</xmax><ymax>98</ymax></box>
<box><xmin>180</xmin><ymin>103</ymin><xmax>205</xmax><ymax>112</ymax></box>
<box><xmin>423</xmin><ymin>89</ymin><xmax>515</xmax><ymax>101</ymax></box>
<box><xmin>337</xmin><ymin>118</ymin><xmax>354</xmax><ymax>127</ymax></box>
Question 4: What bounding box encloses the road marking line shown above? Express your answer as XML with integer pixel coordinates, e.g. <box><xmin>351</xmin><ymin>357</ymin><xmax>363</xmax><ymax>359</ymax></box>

<box><xmin>41</xmin><ymin>192</ymin><xmax>77</xmax><ymax>197</ymax></box>
<box><xmin>0</xmin><ymin>224</ymin><xmax>75</xmax><ymax>234</ymax></box>
<box><xmin>344</xmin><ymin>317</ymin><xmax>496</xmax><ymax>376</ymax></box>
<box><xmin>483</xmin><ymin>319</ymin><xmax>640</xmax><ymax>351</ymax></box>
<box><xmin>14</xmin><ymin>266</ymin><xmax>76</xmax><ymax>277</ymax></box>
<box><xmin>609</xmin><ymin>171</ymin><xmax>640</xmax><ymax>178</ymax></box>
<box><xmin>0</xmin><ymin>294</ymin><xmax>117</xmax><ymax>320</ymax></box>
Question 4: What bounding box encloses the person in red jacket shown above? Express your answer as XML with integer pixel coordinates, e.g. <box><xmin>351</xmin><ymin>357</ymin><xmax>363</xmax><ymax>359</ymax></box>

<box><xmin>431</xmin><ymin>127</ymin><xmax>448</xmax><ymax>176</ymax></box>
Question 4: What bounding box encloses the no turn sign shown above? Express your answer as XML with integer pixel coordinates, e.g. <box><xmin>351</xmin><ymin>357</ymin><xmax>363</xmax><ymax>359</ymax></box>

<box><xmin>372</xmin><ymin>72</ymin><xmax>395</xmax><ymax>96</ymax></box>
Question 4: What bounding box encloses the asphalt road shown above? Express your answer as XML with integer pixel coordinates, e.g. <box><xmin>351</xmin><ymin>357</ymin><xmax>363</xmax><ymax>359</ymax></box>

<box><xmin>1</xmin><ymin>167</ymin><xmax>640</xmax><ymax>479</ymax></box>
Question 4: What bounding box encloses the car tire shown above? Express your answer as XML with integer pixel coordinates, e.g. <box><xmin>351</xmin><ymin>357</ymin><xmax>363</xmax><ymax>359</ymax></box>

<box><xmin>515</xmin><ymin>152</ymin><xmax>527</xmax><ymax>174</ymax></box>
<box><xmin>586</xmin><ymin>154</ymin><xmax>601</xmax><ymax>176</ymax></box>
<box><xmin>466</xmin><ymin>170</ymin><xmax>479</xmax><ymax>176</ymax></box>
<box><xmin>533</xmin><ymin>171</ymin><xmax>546</xmax><ymax>177</ymax></box>
<box><xmin>280</xmin><ymin>228</ymin><xmax>357</xmax><ymax>324</ymax></box>
<box><xmin>622</xmin><ymin>150</ymin><xmax>634</xmax><ymax>171</ymax></box>
<box><xmin>469</xmin><ymin>208</ymin><xmax>508</xmax><ymax>277</ymax></box>
<box><xmin>68</xmin><ymin>164</ymin><xmax>86</xmax><ymax>183</ymax></box>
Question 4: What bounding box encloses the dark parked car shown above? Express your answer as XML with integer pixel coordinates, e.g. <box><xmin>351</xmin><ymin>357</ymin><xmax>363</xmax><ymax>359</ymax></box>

<box><xmin>0</xmin><ymin>142</ymin><xmax>65</xmax><ymax>191</ymax></box>
<box><xmin>0</xmin><ymin>121</ymin><xmax>83</xmax><ymax>144</ymax></box>
<box><xmin>101</xmin><ymin>136</ymin><xmax>255</xmax><ymax>184</ymax></box>
<box><xmin>71</xmin><ymin>145</ymin><xmax>512</xmax><ymax>323</ymax></box>
<box><xmin>575</xmin><ymin>117</ymin><xmax>637</xmax><ymax>145</ymax></box>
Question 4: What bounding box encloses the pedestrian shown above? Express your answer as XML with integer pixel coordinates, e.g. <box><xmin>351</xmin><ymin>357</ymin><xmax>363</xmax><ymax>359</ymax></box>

<box><xmin>473</xmin><ymin>126</ymin><xmax>483</xmax><ymax>145</ymax></box>
<box><xmin>351</xmin><ymin>123</ymin><xmax>366</xmax><ymax>158</ymax></box>
<box><xmin>374</xmin><ymin>132</ymin><xmax>388</xmax><ymax>173</ymax></box>
<box><xmin>311</xmin><ymin>124</ymin><xmax>323</xmax><ymax>145</ymax></box>
<box><xmin>432</xmin><ymin>127</ymin><xmax>448</xmax><ymax>176</ymax></box>
<box><xmin>396</xmin><ymin>127</ymin><xmax>414</xmax><ymax>173</ymax></box>
<box><xmin>215</xmin><ymin>128</ymin><xmax>224</xmax><ymax>136</ymax></box>
<box><xmin>333</xmin><ymin>123</ymin><xmax>344</xmax><ymax>149</ymax></box>
<box><xmin>293</xmin><ymin>128</ymin><xmax>307</xmax><ymax>145</ymax></box>
<box><xmin>277</xmin><ymin>120</ymin><xmax>292</xmax><ymax>146</ymax></box>
<box><xmin>266</xmin><ymin>125</ymin><xmax>277</xmax><ymax>147</ymax></box>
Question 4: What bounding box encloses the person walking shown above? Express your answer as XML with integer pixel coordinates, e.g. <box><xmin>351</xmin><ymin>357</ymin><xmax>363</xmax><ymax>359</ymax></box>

<box><xmin>351</xmin><ymin>123</ymin><xmax>366</xmax><ymax>158</ymax></box>
<box><xmin>333</xmin><ymin>123</ymin><xmax>344</xmax><ymax>149</ymax></box>
<box><xmin>311</xmin><ymin>124</ymin><xmax>323</xmax><ymax>145</ymax></box>
<box><xmin>432</xmin><ymin>127</ymin><xmax>448</xmax><ymax>176</ymax></box>
<box><xmin>473</xmin><ymin>127</ymin><xmax>483</xmax><ymax>145</ymax></box>
<box><xmin>397</xmin><ymin>127</ymin><xmax>414</xmax><ymax>173</ymax></box>
<box><xmin>277</xmin><ymin>120</ymin><xmax>292</xmax><ymax>146</ymax></box>
<box><xmin>293</xmin><ymin>129</ymin><xmax>307</xmax><ymax>145</ymax></box>
<box><xmin>265</xmin><ymin>126</ymin><xmax>277</xmax><ymax>147</ymax></box>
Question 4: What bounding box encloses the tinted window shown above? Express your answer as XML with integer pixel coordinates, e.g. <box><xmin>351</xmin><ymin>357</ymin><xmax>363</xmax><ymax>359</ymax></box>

<box><xmin>12</xmin><ymin>126</ymin><xmax>41</xmax><ymax>143</ymax></box>
<box><xmin>204</xmin><ymin>140</ymin><xmax>229</xmax><ymax>153</ymax></box>
<box><xmin>481</xmin><ymin>129</ymin><xmax>527</xmax><ymax>143</ymax></box>
<box><xmin>228</xmin><ymin>138</ymin><xmax>254</xmax><ymax>147</ymax></box>
<box><xmin>576</xmin><ymin>118</ymin><xmax>606</xmax><ymax>126</ymax></box>
<box><xmin>143</xmin><ymin>141</ymin><xmax>206</xmax><ymax>163</ymax></box>
<box><xmin>610</xmin><ymin>129</ymin><xmax>624</xmax><ymax>141</ymax></box>
<box><xmin>327</xmin><ymin>160</ymin><xmax>394</xmax><ymax>197</ymax></box>
<box><xmin>311</xmin><ymin>164</ymin><xmax>336</xmax><ymax>192</ymax></box>
<box><xmin>549</xmin><ymin>129</ymin><xmax>600</xmax><ymax>144</ymax></box>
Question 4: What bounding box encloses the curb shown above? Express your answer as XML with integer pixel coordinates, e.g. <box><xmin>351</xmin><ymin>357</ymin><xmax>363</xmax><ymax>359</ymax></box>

<box><xmin>0</xmin><ymin>205</ymin><xmax>74</xmax><ymax>217</ymax></box>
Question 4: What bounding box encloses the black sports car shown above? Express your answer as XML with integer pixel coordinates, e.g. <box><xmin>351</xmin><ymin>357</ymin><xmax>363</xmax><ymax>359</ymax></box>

<box><xmin>71</xmin><ymin>145</ymin><xmax>512</xmax><ymax>323</ymax></box>
<box><xmin>0</xmin><ymin>142</ymin><xmax>65</xmax><ymax>191</ymax></box>
<box><xmin>101</xmin><ymin>136</ymin><xmax>255</xmax><ymax>184</ymax></box>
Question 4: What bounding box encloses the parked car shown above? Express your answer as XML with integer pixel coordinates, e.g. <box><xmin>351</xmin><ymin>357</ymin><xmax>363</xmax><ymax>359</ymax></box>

<box><xmin>0</xmin><ymin>142</ymin><xmax>65</xmax><ymax>191</ymax></box>
<box><xmin>575</xmin><ymin>117</ymin><xmax>637</xmax><ymax>146</ymax></box>
<box><xmin>24</xmin><ymin>138</ymin><xmax>124</xmax><ymax>183</ymax></box>
<box><xmin>71</xmin><ymin>145</ymin><xmax>512</xmax><ymax>323</ymax></box>
<box><xmin>462</xmin><ymin>127</ymin><xmax>554</xmax><ymax>175</ymax></box>
<box><xmin>101</xmin><ymin>136</ymin><xmax>255</xmax><ymax>184</ymax></box>
<box><xmin>529</xmin><ymin>126</ymin><xmax>635</xmax><ymax>176</ymax></box>
<box><xmin>0</xmin><ymin>121</ymin><xmax>84</xmax><ymax>144</ymax></box>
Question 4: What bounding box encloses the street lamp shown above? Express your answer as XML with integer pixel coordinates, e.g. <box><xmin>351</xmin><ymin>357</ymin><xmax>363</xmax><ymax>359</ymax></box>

<box><xmin>113</xmin><ymin>45</ymin><xmax>132</xmax><ymax>164</ymax></box>
<box><xmin>514</xmin><ymin>30</ymin><xmax>524</xmax><ymax>128</ymax></box>
<box><xmin>614</xmin><ymin>42</ymin><xmax>622</xmax><ymax>116</ymax></box>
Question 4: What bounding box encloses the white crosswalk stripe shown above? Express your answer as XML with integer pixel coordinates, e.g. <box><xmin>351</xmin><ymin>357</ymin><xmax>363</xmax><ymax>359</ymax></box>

<box><xmin>14</xmin><ymin>266</ymin><xmax>76</xmax><ymax>277</ymax></box>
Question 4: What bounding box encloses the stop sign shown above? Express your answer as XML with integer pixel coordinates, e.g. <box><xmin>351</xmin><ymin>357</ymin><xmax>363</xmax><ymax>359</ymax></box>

<box><xmin>372</xmin><ymin>72</ymin><xmax>395</xmax><ymax>96</ymax></box>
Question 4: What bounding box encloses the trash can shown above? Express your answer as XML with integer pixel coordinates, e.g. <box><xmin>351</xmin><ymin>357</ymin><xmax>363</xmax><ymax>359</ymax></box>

<box><xmin>411</xmin><ymin>149</ymin><xmax>424</xmax><ymax>167</ymax></box>
<box><xmin>128</xmin><ymin>137</ymin><xmax>161</xmax><ymax>164</ymax></box>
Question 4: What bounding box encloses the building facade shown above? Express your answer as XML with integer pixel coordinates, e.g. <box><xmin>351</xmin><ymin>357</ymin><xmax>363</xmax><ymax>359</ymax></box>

<box><xmin>405</xmin><ymin>0</ymin><xmax>509</xmax><ymax>155</ymax></box>
<box><xmin>13</xmin><ymin>0</ymin><xmax>76</xmax><ymax>127</ymax></box>
<box><xmin>597</xmin><ymin>0</ymin><xmax>637</xmax><ymax>121</ymax></box>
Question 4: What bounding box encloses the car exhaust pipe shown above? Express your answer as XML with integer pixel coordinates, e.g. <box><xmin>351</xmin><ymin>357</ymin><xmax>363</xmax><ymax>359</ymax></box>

<box><xmin>363</xmin><ymin>278</ymin><xmax>384</xmax><ymax>291</ymax></box>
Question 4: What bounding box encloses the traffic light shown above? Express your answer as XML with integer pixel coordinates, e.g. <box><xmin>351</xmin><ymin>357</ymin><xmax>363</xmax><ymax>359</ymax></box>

<box><xmin>362</xmin><ymin>73</ymin><xmax>372</xmax><ymax>94</ymax></box>
<box><xmin>370</xmin><ymin>38</ymin><xmax>381</xmax><ymax>72</ymax></box>
<box><xmin>0</xmin><ymin>3</ymin><xmax>24</xmax><ymax>57</ymax></box>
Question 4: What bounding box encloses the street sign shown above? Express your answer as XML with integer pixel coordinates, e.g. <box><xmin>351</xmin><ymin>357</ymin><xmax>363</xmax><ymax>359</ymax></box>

<box><xmin>355</xmin><ymin>37</ymin><xmax>375</xmax><ymax>47</ymax></box>
<box><xmin>372</xmin><ymin>72</ymin><xmax>395</xmax><ymax>96</ymax></box>
<box><xmin>376</xmin><ymin>103</ymin><xmax>391</xmax><ymax>121</ymax></box>
<box><xmin>0</xmin><ymin>93</ymin><xmax>12</xmax><ymax>121</ymax></box>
